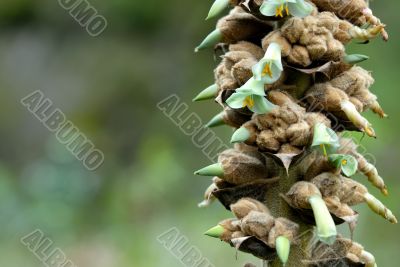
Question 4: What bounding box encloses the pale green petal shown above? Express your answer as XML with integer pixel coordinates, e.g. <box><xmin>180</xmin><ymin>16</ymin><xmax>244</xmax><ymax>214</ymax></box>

<box><xmin>226</xmin><ymin>92</ymin><xmax>248</xmax><ymax>109</ymax></box>
<box><xmin>272</xmin><ymin>57</ymin><xmax>283</xmax><ymax>71</ymax></box>
<box><xmin>288</xmin><ymin>0</ymin><xmax>313</xmax><ymax>18</ymax></box>
<box><xmin>252</xmin><ymin>61</ymin><xmax>266</xmax><ymax>82</ymax></box>
<box><xmin>250</xmin><ymin>95</ymin><xmax>277</xmax><ymax>114</ymax></box>
<box><xmin>268</xmin><ymin>62</ymin><xmax>283</xmax><ymax>83</ymax></box>
<box><xmin>260</xmin><ymin>2</ymin><xmax>280</xmax><ymax>17</ymax></box>
<box><xmin>252</xmin><ymin>60</ymin><xmax>282</xmax><ymax>84</ymax></box>
<box><xmin>264</xmin><ymin>42</ymin><xmax>282</xmax><ymax>61</ymax></box>
<box><xmin>311</xmin><ymin>123</ymin><xmax>340</xmax><ymax>148</ymax></box>
<box><xmin>237</xmin><ymin>78</ymin><xmax>266</xmax><ymax>95</ymax></box>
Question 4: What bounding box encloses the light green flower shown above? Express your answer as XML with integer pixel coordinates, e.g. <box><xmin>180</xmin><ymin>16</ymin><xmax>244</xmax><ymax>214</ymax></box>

<box><xmin>252</xmin><ymin>42</ymin><xmax>283</xmax><ymax>84</ymax></box>
<box><xmin>226</xmin><ymin>78</ymin><xmax>277</xmax><ymax>114</ymax></box>
<box><xmin>260</xmin><ymin>0</ymin><xmax>313</xmax><ymax>18</ymax></box>
<box><xmin>311</xmin><ymin>123</ymin><xmax>340</xmax><ymax>157</ymax></box>
<box><xmin>328</xmin><ymin>154</ymin><xmax>358</xmax><ymax>177</ymax></box>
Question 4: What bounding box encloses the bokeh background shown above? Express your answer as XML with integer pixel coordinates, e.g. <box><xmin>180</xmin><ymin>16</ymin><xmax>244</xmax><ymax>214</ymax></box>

<box><xmin>0</xmin><ymin>0</ymin><xmax>399</xmax><ymax>266</ymax></box>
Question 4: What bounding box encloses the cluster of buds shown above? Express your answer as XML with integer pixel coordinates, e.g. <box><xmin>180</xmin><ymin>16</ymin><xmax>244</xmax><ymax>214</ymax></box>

<box><xmin>305</xmin><ymin>66</ymin><xmax>385</xmax><ymax>137</ymax></box>
<box><xmin>205</xmin><ymin>198</ymin><xmax>299</xmax><ymax>265</ymax></box>
<box><xmin>192</xmin><ymin>0</ymin><xmax>395</xmax><ymax>265</ymax></box>
<box><xmin>310</xmin><ymin>236</ymin><xmax>378</xmax><ymax>266</ymax></box>
<box><xmin>234</xmin><ymin>91</ymin><xmax>331</xmax><ymax>153</ymax></box>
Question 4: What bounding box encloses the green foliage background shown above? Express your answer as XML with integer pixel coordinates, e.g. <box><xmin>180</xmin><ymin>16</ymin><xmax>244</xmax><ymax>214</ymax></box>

<box><xmin>0</xmin><ymin>0</ymin><xmax>398</xmax><ymax>266</ymax></box>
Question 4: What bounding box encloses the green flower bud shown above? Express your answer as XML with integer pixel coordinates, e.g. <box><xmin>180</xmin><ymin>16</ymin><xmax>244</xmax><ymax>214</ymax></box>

<box><xmin>308</xmin><ymin>195</ymin><xmax>337</xmax><ymax>245</ymax></box>
<box><xmin>276</xmin><ymin>236</ymin><xmax>290</xmax><ymax>266</ymax></box>
<box><xmin>206</xmin><ymin>0</ymin><xmax>229</xmax><ymax>20</ymax></box>
<box><xmin>204</xmin><ymin>225</ymin><xmax>225</xmax><ymax>238</ymax></box>
<box><xmin>231</xmin><ymin>126</ymin><xmax>251</xmax><ymax>144</ymax></box>
<box><xmin>364</xmin><ymin>193</ymin><xmax>398</xmax><ymax>224</ymax></box>
<box><xmin>193</xmin><ymin>84</ymin><xmax>218</xmax><ymax>102</ymax></box>
<box><xmin>194</xmin><ymin>163</ymin><xmax>224</xmax><ymax>177</ymax></box>
<box><xmin>343</xmin><ymin>54</ymin><xmax>369</xmax><ymax>65</ymax></box>
<box><xmin>195</xmin><ymin>29</ymin><xmax>222</xmax><ymax>52</ymax></box>
<box><xmin>205</xmin><ymin>111</ymin><xmax>225</xmax><ymax>128</ymax></box>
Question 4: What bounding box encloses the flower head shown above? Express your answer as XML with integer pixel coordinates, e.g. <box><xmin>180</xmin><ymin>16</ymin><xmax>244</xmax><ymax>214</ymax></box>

<box><xmin>252</xmin><ymin>43</ymin><xmax>283</xmax><ymax>84</ymax></box>
<box><xmin>226</xmin><ymin>78</ymin><xmax>277</xmax><ymax>114</ymax></box>
<box><xmin>311</xmin><ymin>123</ymin><xmax>340</xmax><ymax>156</ymax></box>
<box><xmin>260</xmin><ymin>0</ymin><xmax>313</xmax><ymax>18</ymax></box>
<box><xmin>328</xmin><ymin>154</ymin><xmax>358</xmax><ymax>177</ymax></box>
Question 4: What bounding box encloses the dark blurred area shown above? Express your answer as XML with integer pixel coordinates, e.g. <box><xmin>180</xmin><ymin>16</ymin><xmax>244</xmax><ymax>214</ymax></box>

<box><xmin>0</xmin><ymin>0</ymin><xmax>399</xmax><ymax>266</ymax></box>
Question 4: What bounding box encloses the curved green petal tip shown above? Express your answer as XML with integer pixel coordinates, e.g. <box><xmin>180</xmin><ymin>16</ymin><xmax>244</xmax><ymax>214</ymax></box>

<box><xmin>194</xmin><ymin>163</ymin><xmax>224</xmax><ymax>177</ymax></box>
<box><xmin>343</xmin><ymin>54</ymin><xmax>369</xmax><ymax>65</ymax></box>
<box><xmin>309</xmin><ymin>195</ymin><xmax>337</xmax><ymax>245</ymax></box>
<box><xmin>276</xmin><ymin>236</ymin><xmax>290</xmax><ymax>266</ymax></box>
<box><xmin>204</xmin><ymin>225</ymin><xmax>224</xmax><ymax>238</ymax></box>
<box><xmin>195</xmin><ymin>29</ymin><xmax>222</xmax><ymax>53</ymax></box>
<box><xmin>231</xmin><ymin>126</ymin><xmax>250</xmax><ymax>143</ymax></box>
<box><xmin>206</xmin><ymin>0</ymin><xmax>229</xmax><ymax>20</ymax></box>
<box><xmin>205</xmin><ymin>112</ymin><xmax>225</xmax><ymax>128</ymax></box>
<box><xmin>193</xmin><ymin>84</ymin><xmax>218</xmax><ymax>102</ymax></box>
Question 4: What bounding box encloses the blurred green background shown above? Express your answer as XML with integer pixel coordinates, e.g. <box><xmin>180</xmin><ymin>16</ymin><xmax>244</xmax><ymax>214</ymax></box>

<box><xmin>0</xmin><ymin>0</ymin><xmax>398</xmax><ymax>266</ymax></box>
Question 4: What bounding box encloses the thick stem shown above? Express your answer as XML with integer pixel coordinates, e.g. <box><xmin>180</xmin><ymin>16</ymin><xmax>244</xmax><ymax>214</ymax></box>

<box><xmin>264</xmin><ymin>155</ymin><xmax>315</xmax><ymax>267</ymax></box>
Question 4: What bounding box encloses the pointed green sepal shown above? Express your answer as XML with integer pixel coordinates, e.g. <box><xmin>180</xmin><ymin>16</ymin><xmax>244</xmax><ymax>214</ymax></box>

<box><xmin>276</xmin><ymin>236</ymin><xmax>290</xmax><ymax>266</ymax></box>
<box><xmin>231</xmin><ymin>126</ymin><xmax>250</xmax><ymax>143</ymax></box>
<box><xmin>343</xmin><ymin>54</ymin><xmax>369</xmax><ymax>65</ymax></box>
<box><xmin>308</xmin><ymin>195</ymin><xmax>337</xmax><ymax>245</ymax></box>
<box><xmin>206</xmin><ymin>0</ymin><xmax>229</xmax><ymax>20</ymax></box>
<box><xmin>205</xmin><ymin>112</ymin><xmax>225</xmax><ymax>128</ymax></box>
<box><xmin>193</xmin><ymin>84</ymin><xmax>218</xmax><ymax>102</ymax></box>
<box><xmin>194</xmin><ymin>163</ymin><xmax>224</xmax><ymax>177</ymax></box>
<box><xmin>195</xmin><ymin>29</ymin><xmax>222</xmax><ymax>53</ymax></box>
<box><xmin>204</xmin><ymin>225</ymin><xmax>225</xmax><ymax>238</ymax></box>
